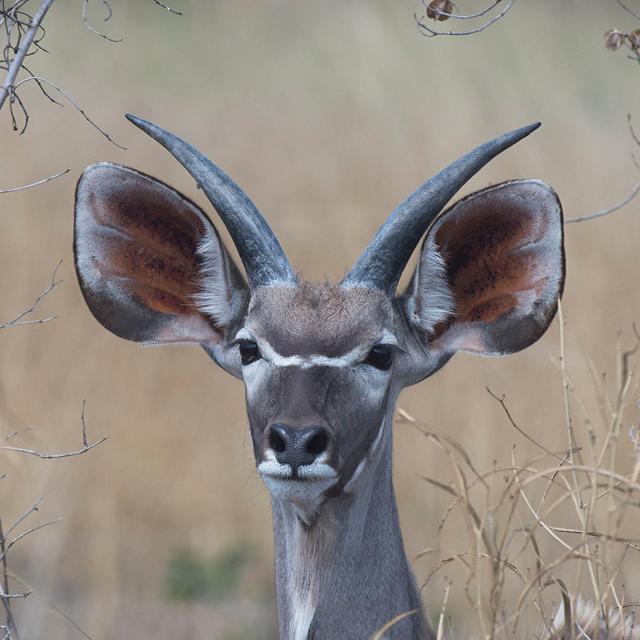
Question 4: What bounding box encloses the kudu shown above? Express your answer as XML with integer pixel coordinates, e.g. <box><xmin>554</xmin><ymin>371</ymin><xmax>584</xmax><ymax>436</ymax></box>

<box><xmin>74</xmin><ymin>115</ymin><xmax>566</xmax><ymax>639</ymax></box>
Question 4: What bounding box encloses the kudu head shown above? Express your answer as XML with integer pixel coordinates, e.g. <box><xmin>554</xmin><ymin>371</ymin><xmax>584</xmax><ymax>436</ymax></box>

<box><xmin>74</xmin><ymin>116</ymin><xmax>564</xmax><ymax>522</ymax></box>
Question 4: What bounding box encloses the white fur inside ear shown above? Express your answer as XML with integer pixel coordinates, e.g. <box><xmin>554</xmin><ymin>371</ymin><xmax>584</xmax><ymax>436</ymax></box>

<box><xmin>408</xmin><ymin>235</ymin><xmax>456</xmax><ymax>333</ymax></box>
<box><xmin>194</xmin><ymin>228</ymin><xmax>237</xmax><ymax>327</ymax></box>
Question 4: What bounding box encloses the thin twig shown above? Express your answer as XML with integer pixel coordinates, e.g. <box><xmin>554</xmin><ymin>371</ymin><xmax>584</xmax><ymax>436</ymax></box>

<box><xmin>5</xmin><ymin>571</ymin><xmax>96</xmax><ymax>640</ymax></box>
<box><xmin>0</xmin><ymin>518</ymin><xmax>18</xmax><ymax>640</ymax></box>
<box><xmin>151</xmin><ymin>0</ymin><xmax>182</xmax><ymax>16</ymax></box>
<box><xmin>81</xmin><ymin>0</ymin><xmax>122</xmax><ymax>43</ymax></box>
<box><xmin>20</xmin><ymin>63</ymin><xmax>62</xmax><ymax>106</ymax></box>
<box><xmin>618</xmin><ymin>0</ymin><xmax>640</xmax><ymax>21</ymax></box>
<box><xmin>1</xmin><ymin>437</ymin><xmax>108</xmax><ymax>460</ymax></box>
<box><xmin>0</xmin><ymin>518</ymin><xmax>63</xmax><ymax>561</ymax></box>
<box><xmin>12</xmin><ymin>76</ymin><xmax>126</xmax><ymax>149</ymax></box>
<box><xmin>419</xmin><ymin>0</ymin><xmax>504</xmax><ymax>21</ymax></box>
<box><xmin>486</xmin><ymin>387</ymin><xmax>558</xmax><ymax>458</ymax></box>
<box><xmin>5</xmin><ymin>497</ymin><xmax>43</xmax><ymax>538</ymax></box>
<box><xmin>628</xmin><ymin>113</ymin><xmax>640</xmax><ymax>148</ymax></box>
<box><xmin>0</xmin><ymin>168</ymin><xmax>68</xmax><ymax>193</ymax></box>
<box><xmin>80</xmin><ymin>400</ymin><xmax>88</xmax><ymax>448</ymax></box>
<box><xmin>566</xmin><ymin>182</ymin><xmax>640</xmax><ymax>223</ymax></box>
<box><xmin>1</xmin><ymin>402</ymin><xmax>108</xmax><ymax>460</ymax></box>
<box><xmin>416</xmin><ymin>0</ymin><xmax>514</xmax><ymax>38</ymax></box>
<box><xmin>0</xmin><ymin>260</ymin><xmax>62</xmax><ymax>330</ymax></box>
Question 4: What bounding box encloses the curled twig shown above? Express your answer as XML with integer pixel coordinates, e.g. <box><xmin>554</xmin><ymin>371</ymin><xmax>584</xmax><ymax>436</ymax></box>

<box><xmin>81</xmin><ymin>0</ymin><xmax>123</xmax><ymax>43</ymax></box>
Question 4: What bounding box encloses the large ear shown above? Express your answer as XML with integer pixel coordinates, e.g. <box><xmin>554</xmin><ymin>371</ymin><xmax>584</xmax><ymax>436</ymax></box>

<box><xmin>74</xmin><ymin>163</ymin><xmax>248</xmax><ymax>367</ymax></box>
<box><xmin>403</xmin><ymin>180</ymin><xmax>564</xmax><ymax>360</ymax></box>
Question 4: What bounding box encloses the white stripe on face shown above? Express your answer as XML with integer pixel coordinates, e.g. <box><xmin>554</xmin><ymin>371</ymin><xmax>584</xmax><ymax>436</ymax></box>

<box><xmin>235</xmin><ymin>328</ymin><xmax>397</xmax><ymax>369</ymax></box>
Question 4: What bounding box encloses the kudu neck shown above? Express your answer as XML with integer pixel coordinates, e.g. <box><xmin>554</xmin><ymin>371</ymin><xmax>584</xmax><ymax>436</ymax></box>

<box><xmin>270</xmin><ymin>410</ymin><xmax>432</xmax><ymax>639</ymax></box>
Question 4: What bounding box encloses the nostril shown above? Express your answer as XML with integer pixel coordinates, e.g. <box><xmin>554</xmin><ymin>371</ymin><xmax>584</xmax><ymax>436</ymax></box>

<box><xmin>269</xmin><ymin>428</ymin><xmax>287</xmax><ymax>453</ymax></box>
<box><xmin>305</xmin><ymin>429</ymin><xmax>328</xmax><ymax>456</ymax></box>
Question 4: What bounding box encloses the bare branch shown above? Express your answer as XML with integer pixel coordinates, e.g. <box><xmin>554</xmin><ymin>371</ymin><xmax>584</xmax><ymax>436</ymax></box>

<box><xmin>0</xmin><ymin>168</ymin><xmax>68</xmax><ymax>193</ymax></box>
<box><xmin>420</xmin><ymin>0</ymin><xmax>505</xmax><ymax>21</ymax></box>
<box><xmin>0</xmin><ymin>260</ymin><xmax>61</xmax><ymax>330</ymax></box>
<box><xmin>37</xmin><ymin>595</ymin><xmax>96</xmax><ymax>640</ymax></box>
<box><xmin>151</xmin><ymin>0</ymin><xmax>182</xmax><ymax>16</ymax></box>
<box><xmin>80</xmin><ymin>400</ymin><xmax>88</xmax><ymax>448</ymax></box>
<box><xmin>416</xmin><ymin>0</ymin><xmax>515</xmax><ymax>38</ymax></box>
<box><xmin>5</xmin><ymin>497</ymin><xmax>43</xmax><ymax>538</ymax></box>
<box><xmin>565</xmin><ymin>182</ymin><xmax>640</xmax><ymax>223</ymax></box>
<box><xmin>0</xmin><ymin>402</ymin><xmax>108</xmax><ymax>460</ymax></box>
<box><xmin>20</xmin><ymin>63</ymin><xmax>63</xmax><ymax>106</ymax></box>
<box><xmin>0</xmin><ymin>518</ymin><xmax>18</xmax><ymax>640</ymax></box>
<box><xmin>486</xmin><ymin>387</ymin><xmax>558</xmax><ymax>458</ymax></box>
<box><xmin>12</xmin><ymin>76</ymin><xmax>126</xmax><ymax>149</ymax></box>
<box><xmin>0</xmin><ymin>590</ymin><xmax>30</xmax><ymax>600</ymax></box>
<box><xmin>0</xmin><ymin>0</ymin><xmax>54</xmax><ymax>112</ymax></box>
<box><xmin>8</xmin><ymin>80</ymin><xmax>28</xmax><ymax>133</ymax></box>
<box><xmin>2</xmin><ymin>427</ymin><xmax>38</xmax><ymax>444</ymax></box>
<box><xmin>629</xmin><ymin>113</ymin><xmax>640</xmax><ymax>148</ymax></box>
<box><xmin>0</xmin><ymin>438</ymin><xmax>108</xmax><ymax>460</ymax></box>
<box><xmin>1</xmin><ymin>517</ymin><xmax>63</xmax><ymax>560</ymax></box>
<box><xmin>81</xmin><ymin>0</ymin><xmax>122</xmax><ymax>43</ymax></box>
<box><xmin>0</xmin><ymin>569</ymin><xmax>95</xmax><ymax>640</ymax></box>
<box><xmin>1</xmin><ymin>0</ymin><xmax>179</xmax><ymax>146</ymax></box>
<box><xmin>618</xmin><ymin>0</ymin><xmax>640</xmax><ymax>21</ymax></box>
<box><xmin>0</xmin><ymin>412</ymin><xmax>106</xmax><ymax>638</ymax></box>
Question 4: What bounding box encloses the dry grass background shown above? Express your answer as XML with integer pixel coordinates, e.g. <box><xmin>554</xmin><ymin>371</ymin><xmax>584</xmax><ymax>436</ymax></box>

<box><xmin>1</xmin><ymin>1</ymin><xmax>640</xmax><ymax>638</ymax></box>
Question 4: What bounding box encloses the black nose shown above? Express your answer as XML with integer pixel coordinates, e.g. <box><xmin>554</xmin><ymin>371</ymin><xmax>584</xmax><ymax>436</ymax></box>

<box><xmin>268</xmin><ymin>424</ymin><xmax>330</xmax><ymax>475</ymax></box>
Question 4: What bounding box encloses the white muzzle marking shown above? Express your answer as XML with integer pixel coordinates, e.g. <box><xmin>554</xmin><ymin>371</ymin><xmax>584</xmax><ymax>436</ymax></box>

<box><xmin>258</xmin><ymin>450</ymin><xmax>337</xmax><ymax>481</ymax></box>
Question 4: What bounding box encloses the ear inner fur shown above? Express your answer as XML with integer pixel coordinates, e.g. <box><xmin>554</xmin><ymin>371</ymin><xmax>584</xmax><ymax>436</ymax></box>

<box><xmin>74</xmin><ymin>162</ymin><xmax>244</xmax><ymax>344</ymax></box>
<box><xmin>407</xmin><ymin>179</ymin><xmax>564</xmax><ymax>357</ymax></box>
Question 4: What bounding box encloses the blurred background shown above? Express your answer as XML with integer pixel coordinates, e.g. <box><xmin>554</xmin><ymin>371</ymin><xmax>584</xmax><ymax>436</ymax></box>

<box><xmin>1</xmin><ymin>1</ymin><xmax>640</xmax><ymax>638</ymax></box>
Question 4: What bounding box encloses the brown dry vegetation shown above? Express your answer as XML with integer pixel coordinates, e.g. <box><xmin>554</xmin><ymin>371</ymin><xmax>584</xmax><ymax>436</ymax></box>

<box><xmin>1</xmin><ymin>1</ymin><xmax>640</xmax><ymax>639</ymax></box>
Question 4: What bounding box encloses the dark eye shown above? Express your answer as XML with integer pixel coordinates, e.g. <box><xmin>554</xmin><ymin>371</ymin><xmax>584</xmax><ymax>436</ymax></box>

<box><xmin>364</xmin><ymin>344</ymin><xmax>393</xmax><ymax>371</ymax></box>
<box><xmin>239</xmin><ymin>340</ymin><xmax>261</xmax><ymax>365</ymax></box>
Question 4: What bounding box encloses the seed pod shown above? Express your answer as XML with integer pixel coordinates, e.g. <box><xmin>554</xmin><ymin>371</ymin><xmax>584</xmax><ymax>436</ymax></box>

<box><xmin>426</xmin><ymin>0</ymin><xmax>454</xmax><ymax>22</ymax></box>
<box><xmin>628</xmin><ymin>28</ymin><xmax>640</xmax><ymax>50</ymax></box>
<box><xmin>604</xmin><ymin>29</ymin><xmax>626</xmax><ymax>51</ymax></box>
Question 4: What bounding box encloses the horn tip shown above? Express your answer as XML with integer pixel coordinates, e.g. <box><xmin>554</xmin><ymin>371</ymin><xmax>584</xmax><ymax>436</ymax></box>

<box><xmin>500</xmin><ymin>122</ymin><xmax>541</xmax><ymax>149</ymax></box>
<box><xmin>521</xmin><ymin>121</ymin><xmax>541</xmax><ymax>136</ymax></box>
<box><xmin>125</xmin><ymin>113</ymin><xmax>150</xmax><ymax>130</ymax></box>
<box><xmin>125</xmin><ymin>113</ymin><xmax>168</xmax><ymax>145</ymax></box>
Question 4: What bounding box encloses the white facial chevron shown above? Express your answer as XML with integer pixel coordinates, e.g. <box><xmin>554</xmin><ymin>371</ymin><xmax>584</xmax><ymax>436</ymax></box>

<box><xmin>235</xmin><ymin>328</ymin><xmax>397</xmax><ymax>369</ymax></box>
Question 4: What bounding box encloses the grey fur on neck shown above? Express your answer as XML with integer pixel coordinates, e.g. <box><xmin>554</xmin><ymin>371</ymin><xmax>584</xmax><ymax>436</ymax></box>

<box><xmin>271</xmin><ymin>406</ymin><xmax>434</xmax><ymax>640</ymax></box>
